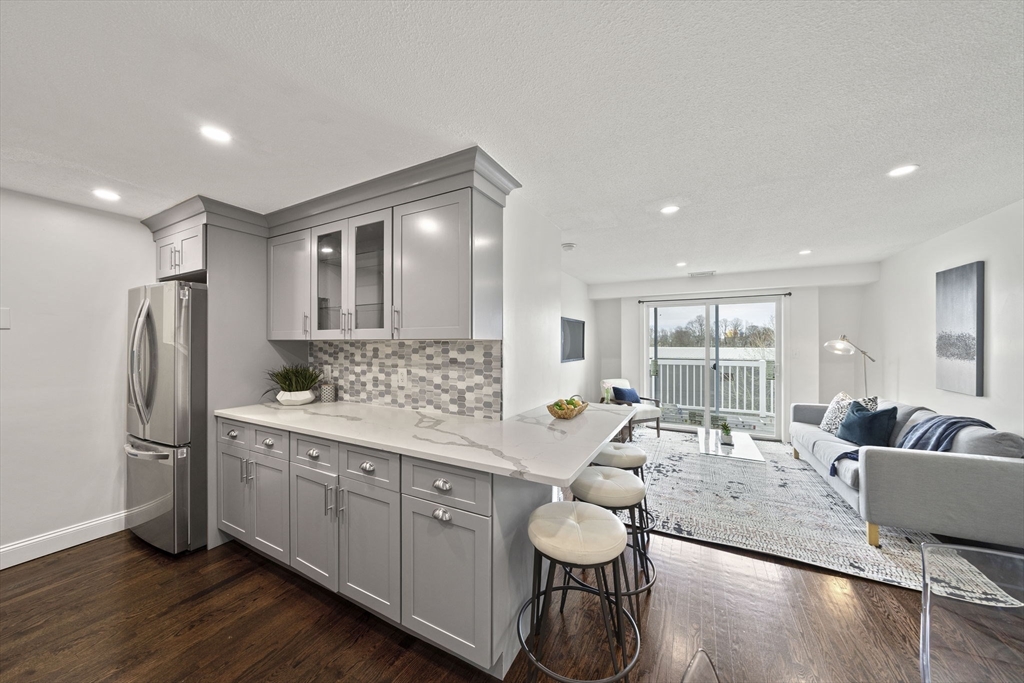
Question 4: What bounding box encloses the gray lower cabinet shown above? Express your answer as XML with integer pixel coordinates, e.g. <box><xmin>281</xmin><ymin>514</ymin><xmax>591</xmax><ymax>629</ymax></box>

<box><xmin>217</xmin><ymin>443</ymin><xmax>289</xmax><ymax>563</ymax></box>
<box><xmin>401</xmin><ymin>494</ymin><xmax>492</xmax><ymax>668</ymax></box>
<box><xmin>249</xmin><ymin>451</ymin><xmax>289</xmax><ymax>563</ymax></box>
<box><xmin>217</xmin><ymin>444</ymin><xmax>250</xmax><ymax>542</ymax></box>
<box><xmin>290</xmin><ymin>463</ymin><xmax>338</xmax><ymax>591</ymax></box>
<box><xmin>338</xmin><ymin>477</ymin><xmax>401</xmax><ymax>622</ymax></box>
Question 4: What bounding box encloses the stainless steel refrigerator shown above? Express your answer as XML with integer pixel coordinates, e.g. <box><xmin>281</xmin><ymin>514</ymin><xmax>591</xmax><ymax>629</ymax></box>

<box><xmin>125</xmin><ymin>281</ymin><xmax>207</xmax><ymax>553</ymax></box>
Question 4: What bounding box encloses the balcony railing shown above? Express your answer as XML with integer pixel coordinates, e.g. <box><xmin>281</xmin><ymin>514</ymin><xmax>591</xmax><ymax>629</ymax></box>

<box><xmin>653</xmin><ymin>358</ymin><xmax>775</xmax><ymax>418</ymax></box>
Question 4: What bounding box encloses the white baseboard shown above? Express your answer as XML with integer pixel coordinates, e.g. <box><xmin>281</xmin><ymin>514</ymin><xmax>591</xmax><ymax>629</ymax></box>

<box><xmin>0</xmin><ymin>509</ymin><xmax>128</xmax><ymax>570</ymax></box>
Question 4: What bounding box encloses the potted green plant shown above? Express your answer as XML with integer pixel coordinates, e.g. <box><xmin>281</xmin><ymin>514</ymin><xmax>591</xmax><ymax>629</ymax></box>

<box><xmin>719</xmin><ymin>421</ymin><xmax>733</xmax><ymax>445</ymax></box>
<box><xmin>264</xmin><ymin>364</ymin><xmax>323</xmax><ymax>406</ymax></box>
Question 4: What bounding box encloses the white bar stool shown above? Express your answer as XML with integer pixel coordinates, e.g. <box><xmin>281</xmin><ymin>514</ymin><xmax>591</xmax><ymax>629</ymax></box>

<box><xmin>517</xmin><ymin>501</ymin><xmax>640</xmax><ymax>683</ymax></box>
<box><xmin>570</xmin><ymin>466</ymin><xmax>656</xmax><ymax>601</ymax></box>
<box><xmin>592</xmin><ymin>442</ymin><xmax>656</xmax><ymax>544</ymax></box>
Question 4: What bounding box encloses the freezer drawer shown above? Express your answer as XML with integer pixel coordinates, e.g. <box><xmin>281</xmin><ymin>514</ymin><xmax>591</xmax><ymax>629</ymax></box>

<box><xmin>125</xmin><ymin>435</ymin><xmax>189</xmax><ymax>554</ymax></box>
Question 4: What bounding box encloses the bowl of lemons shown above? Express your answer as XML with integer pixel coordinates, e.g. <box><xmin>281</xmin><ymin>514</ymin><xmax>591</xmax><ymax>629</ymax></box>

<box><xmin>547</xmin><ymin>395</ymin><xmax>589</xmax><ymax>419</ymax></box>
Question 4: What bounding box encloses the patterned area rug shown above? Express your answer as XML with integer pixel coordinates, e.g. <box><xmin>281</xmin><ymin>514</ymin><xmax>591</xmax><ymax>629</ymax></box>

<box><xmin>632</xmin><ymin>427</ymin><xmax>1015</xmax><ymax>601</ymax></box>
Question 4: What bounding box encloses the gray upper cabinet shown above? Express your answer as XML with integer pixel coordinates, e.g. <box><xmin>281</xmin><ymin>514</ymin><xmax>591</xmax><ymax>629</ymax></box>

<box><xmin>348</xmin><ymin>209</ymin><xmax>393</xmax><ymax>340</ymax></box>
<box><xmin>268</xmin><ymin>230</ymin><xmax>312</xmax><ymax>340</ymax></box>
<box><xmin>310</xmin><ymin>219</ymin><xmax>347</xmax><ymax>340</ymax></box>
<box><xmin>309</xmin><ymin>210</ymin><xmax>393</xmax><ymax>341</ymax></box>
<box><xmin>249</xmin><ymin>451</ymin><xmax>289</xmax><ymax>563</ymax></box>
<box><xmin>393</xmin><ymin>189</ymin><xmax>472</xmax><ymax>340</ymax></box>
<box><xmin>290</xmin><ymin>463</ymin><xmax>339</xmax><ymax>591</ymax></box>
<box><xmin>338</xmin><ymin>477</ymin><xmax>401</xmax><ymax>622</ymax></box>
<box><xmin>155</xmin><ymin>225</ymin><xmax>205</xmax><ymax>280</ymax></box>
<box><xmin>401</xmin><ymin>493</ymin><xmax>492</xmax><ymax>667</ymax></box>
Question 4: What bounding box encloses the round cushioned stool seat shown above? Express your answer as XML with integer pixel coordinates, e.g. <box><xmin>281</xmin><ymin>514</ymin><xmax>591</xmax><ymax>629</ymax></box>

<box><xmin>592</xmin><ymin>442</ymin><xmax>647</xmax><ymax>469</ymax></box>
<box><xmin>528</xmin><ymin>501</ymin><xmax>627</xmax><ymax>566</ymax></box>
<box><xmin>571</xmin><ymin>466</ymin><xmax>647</xmax><ymax>508</ymax></box>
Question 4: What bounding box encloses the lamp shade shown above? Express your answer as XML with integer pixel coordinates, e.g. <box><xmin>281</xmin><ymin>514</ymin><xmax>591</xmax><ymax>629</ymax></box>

<box><xmin>824</xmin><ymin>335</ymin><xmax>856</xmax><ymax>355</ymax></box>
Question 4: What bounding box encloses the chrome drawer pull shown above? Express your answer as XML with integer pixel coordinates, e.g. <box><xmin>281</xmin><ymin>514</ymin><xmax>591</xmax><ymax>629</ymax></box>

<box><xmin>432</xmin><ymin>507</ymin><xmax>452</xmax><ymax>523</ymax></box>
<box><xmin>227</xmin><ymin>429</ymin><xmax>238</xmax><ymax>439</ymax></box>
<box><xmin>307</xmin><ymin>448</ymin><xmax>320</xmax><ymax>459</ymax></box>
<box><xmin>432</xmin><ymin>478</ymin><xmax>452</xmax><ymax>492</ymax></box>
<box><xmin>359</xmin><ymin>461</ymin><xmax>376</xmax><ymax>473</ymax></box>
<box><xmin>262</xmin><ymin>437</ymin><xmax>275</xmax><ymax>448</ymax></box>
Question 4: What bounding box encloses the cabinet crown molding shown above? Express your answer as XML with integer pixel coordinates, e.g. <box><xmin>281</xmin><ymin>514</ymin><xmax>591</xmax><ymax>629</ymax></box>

<box><xmin>142</xmin><ymin>196</ymin><xmax>268</xmax><ymax>238</ymax></box>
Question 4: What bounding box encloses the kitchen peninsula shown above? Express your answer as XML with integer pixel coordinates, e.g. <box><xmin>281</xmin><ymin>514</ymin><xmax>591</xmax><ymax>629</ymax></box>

<box><xmin>213</xmin><ymin>401</ymin><xmax>635</xmax><ymax>679</ymax></box>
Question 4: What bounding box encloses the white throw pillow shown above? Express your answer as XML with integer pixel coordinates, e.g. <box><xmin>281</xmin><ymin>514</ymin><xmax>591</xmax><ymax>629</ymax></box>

<box><xmin>819</xmin><ymin>392</ymin><xmax>878</xmax><ymax>435</ymax></box>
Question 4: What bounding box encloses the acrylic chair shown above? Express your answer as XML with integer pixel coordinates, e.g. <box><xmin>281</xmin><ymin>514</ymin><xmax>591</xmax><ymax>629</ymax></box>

<box><xmin>920</xmin><ymin>543</ymin><xmax>1024</xmax><ymax>683</ymax></box>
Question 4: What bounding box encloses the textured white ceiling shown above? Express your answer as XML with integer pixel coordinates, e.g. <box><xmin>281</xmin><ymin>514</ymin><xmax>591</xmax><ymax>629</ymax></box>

<box><xmin>1</xmin><ymin>1</ymin><xmax>1021</xmax><ymax>284</ymax></box>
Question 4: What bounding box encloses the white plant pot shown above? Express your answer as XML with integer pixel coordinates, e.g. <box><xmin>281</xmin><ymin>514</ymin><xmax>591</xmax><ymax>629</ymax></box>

<box><xmin>276</xmin><ymin>389</ymin><xmax>316</xmax><ymax>406</ymax></box>
<box><xmin>720</xmin><ymin>433</ymin><xmax>733</xmax><ymax>445</ymax></box>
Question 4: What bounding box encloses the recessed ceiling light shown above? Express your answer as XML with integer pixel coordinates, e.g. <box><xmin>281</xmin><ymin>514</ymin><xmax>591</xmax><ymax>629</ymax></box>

<box><xmin>320</xmin><ymin>246</ymin><xmax>333</xmax><ymax>253</ymax></box>
<box><xmin>92</xmin><ymin>188</ymin><xmax>120</xmax><ymax>201</ymax></box>
<box><xmin>676</xmin><ymin>262</ymin><xmax>687</xmax><ymax>267</ymax></box>
<box><xmin>200</xmin><ymin>125</ymin><xmax>231</xmax><ymax>143</ymax></box>
<box><xmin>660</xmin><ymin>205</ymin><xmax>680</xmax><ymax>215</ymax></box>
<box><xmin>887</xmin><ymin>164</ymin><xmax>919</xmax><ymax>177</ymax></box>
<box><xmin>799</xmin><ymin>250</ymin><xmax>811</xmax><ymax>255</ymax></box>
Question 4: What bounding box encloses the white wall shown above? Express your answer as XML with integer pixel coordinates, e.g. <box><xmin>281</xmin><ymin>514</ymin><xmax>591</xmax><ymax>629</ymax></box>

<box><xmin>594</xmin><ymin>298</ymin><xmax>622</xmax><ymax>381</ymax></box>
<box><xmin>861</xmin><ymin>200</ymin><xmax>1024</xmax><ymax>433</ymax></box>
<box><xmin>0</xmin><ymin>190</ymin><xmax>153</xmax><ymax>567</ymax></box>
<box><xmin>818</xmin><ymin>285</ymin><xmax>868</xmax><ymax>400</ymax></box>
<box><xmin>501</xmin><ymin>193</ymin><xmax>561</xmax><ymax>416</ymax></box>
<box><xmin>559</xmin><ymin>272</ymin><xmax>599</xmax><ymax>402</ymax></box>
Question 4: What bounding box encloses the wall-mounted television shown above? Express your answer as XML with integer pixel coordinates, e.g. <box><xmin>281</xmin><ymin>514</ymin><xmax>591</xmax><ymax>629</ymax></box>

<box><xmin>561</xmin><ymin>317</ymin><xmax>585</xmax><ymax>363</ymax></box>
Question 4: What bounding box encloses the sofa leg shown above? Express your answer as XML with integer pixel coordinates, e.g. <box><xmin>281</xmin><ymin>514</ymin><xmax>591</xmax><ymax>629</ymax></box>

<box><xmin>792</xmin><ymin>447</ymin><xmax>800</xmax><ymax>459</ymax></box>
<box><xmin>866</xmin><ymin>522</ymin><xmax>880</xmax><ymax>547</ymax></box>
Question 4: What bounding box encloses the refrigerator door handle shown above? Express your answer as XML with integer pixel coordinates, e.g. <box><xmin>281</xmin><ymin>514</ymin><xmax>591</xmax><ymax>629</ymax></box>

<box><xmin>130</xmin><ymin>298</ymin><xmax>152</xmax><ymax>425</ymax></box>
<box><xmin>124</xmin><ymin>443</ymin><xmax>171</xmax><ymax>461</ymax></box>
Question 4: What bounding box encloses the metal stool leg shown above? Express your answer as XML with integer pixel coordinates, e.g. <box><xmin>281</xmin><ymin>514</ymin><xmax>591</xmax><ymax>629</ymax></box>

<box><xmin>613</xmin><ymin>558</ymin><xmax>630</xmax><ymax>681</ymax></box>
<box><xmin>559</xmin><ymin>564</ymin><xmax>572</xmax><ymax>614</ymax></box>
<box><xmin>535</xmin><ymin>555</ymin><xmax>557</xmax><ymax>660</ymax></box>
<box><xmin>594</xmin><ymin>563</ymin><xmax>621</xmax><ymax>676</ymax></box>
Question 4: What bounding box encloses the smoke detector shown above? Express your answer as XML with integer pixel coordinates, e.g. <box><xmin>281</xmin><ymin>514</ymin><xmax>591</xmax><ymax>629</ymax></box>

<box><xmin>561</xmin><ymin>243</ymin><xmax>577</xmax><ymax>252</ymax></box>
<box><xmin>689</xmin><ymin>270</ymin><xmax>716</xmax><ymax>277</ymax></box>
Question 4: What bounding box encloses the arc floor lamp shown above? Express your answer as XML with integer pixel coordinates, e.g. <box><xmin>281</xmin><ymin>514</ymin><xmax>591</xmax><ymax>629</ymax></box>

<box><xmin>824</xmin><ymin>335</ymin><xmax>876</xmax><ymax>395</ymax></box>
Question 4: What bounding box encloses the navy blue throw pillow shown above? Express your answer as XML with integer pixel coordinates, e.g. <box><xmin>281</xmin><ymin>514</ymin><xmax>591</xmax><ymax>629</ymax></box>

<box><xmin>612</xmin><ymin>386</ymin><xmax>641</xmax><ymax>404</ymax></box>
<box><xmin>837</xmin><ymin>401</ymin><xmax>898</xmax><ymax>447</ymax></box>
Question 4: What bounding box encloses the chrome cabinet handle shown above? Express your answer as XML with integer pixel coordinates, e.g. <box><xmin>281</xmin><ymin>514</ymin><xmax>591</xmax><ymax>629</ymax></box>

<box><xmin>391</xmin><ymin>306</ymin><xmax>397</xmax><ymax>337</ymax></box>
<box><xmin>432</xmin><ymin>478</ymin><xmax>452</xmax><ymax>492</ymax></box>
<box><xmin>240</xmin><ymin>458</ymin><xmax>247</xmax><ymax>483</ymax></box>
<box><xmin>323</xmin><ymin>483</ymin><xmax>330</xmax><ymax>516</ymax></box>
<box><xmin>359</xmin><ymin>461</ymin><xmax>376</xmax><ymax>473</ymax></box>
<box><xmin>394</xmin><ymin>308</ymin><xmax>401</xmax><ymax>337</ymax></box>
<box><xmin>248</xmin><ymin>459</ymin><xmax>254</xmax><ymax>482</ymax></box>
<box><xmin>432</xmin><ymin>507</ymin><xmax>452</xmax><ymax>522</ymax></box>
<box><xmin>307</xmin><ymin>448</ymin><xmax>320</xmax><ymax>459</ymax></box>
<box><xmin>262</xmin><ymin>437</ymin><xmax>275</xmax><ymax>448</ymax></box>
<box><xmin>336</xmin><ymin>487</ymin><xmax>345</xmax><ymax>519</ymax></box>
<box><xmin>227</xmin><ymin>429</ymin><xmax>238</xmax><ymax>439</ymax></box>
<box><xmin>303</xmin><ymin>312</ymin><xmax>309</xmax><ymax>337</ymax></box>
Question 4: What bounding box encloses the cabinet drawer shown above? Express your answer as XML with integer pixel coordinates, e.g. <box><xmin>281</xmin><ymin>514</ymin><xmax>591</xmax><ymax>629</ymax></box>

<box><xmin>218</xmin><ymin>419</ymin><xmax>251</xmax><ymax>449</ymax></box>
<box><xmin>291</xmin><ymin>433</ymin><xmax>339</xmax><ymax>472</ymax></box>
<box><xmin>342</xmin><ymin>445</ymin><xmax>400</xmax><ymax>492</ymax></box>
<box><xmin>251</xmin><ymin>426</ymin><xmax>289</xmax><ymax>459</ymax></box>
<box><xmin>401</xmin><ymin>457</ymin><xmax>491</xmax><ymax>516</ymax></box>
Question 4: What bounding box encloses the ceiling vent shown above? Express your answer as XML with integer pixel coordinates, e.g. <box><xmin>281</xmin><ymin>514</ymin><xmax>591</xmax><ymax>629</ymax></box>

<box><xmin>689</xmin><ymin>270</ymin><xmax>716</xmax><ymax>277</ymax></box>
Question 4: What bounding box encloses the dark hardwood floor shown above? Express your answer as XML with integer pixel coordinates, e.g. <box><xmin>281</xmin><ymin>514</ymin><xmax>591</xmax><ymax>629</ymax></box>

<box><xmin>0</xmin><ymin>531</ymin><xmax>925</xmax><ymax>682</ymax></box>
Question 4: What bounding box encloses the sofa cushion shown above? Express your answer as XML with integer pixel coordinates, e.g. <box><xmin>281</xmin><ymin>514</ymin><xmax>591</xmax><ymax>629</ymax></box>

<box><xmin>790</xmin><ymin>421</ymin><xmax>855</xmax><ymax>464</ymax></box>
<box><xmin>877</xmin><ymin>400</ymin><xmax>931</xmax><ymax>447</ymax></box>
<box><xmin>612</xmin><ymin>386</ymin><xmax>641</xmax><ymax>404</ymax></box>
<box><xmin>895</xmin><ymin>409</ymin><xmax>938</xmax><ymax>445</ymax></box>
<box><xmin>632</xmin><ymin>404</ymin><xmax>662</xmax><ymax>420</ymax></box>
<box><xmin>950</xmin><ymin>427</ymin><xmax>1024</xmax><ymax>458</ymax></box>
<box><xmin>812</xmin><ymin>440</ymin><xmax>861</xmax><ymax>490</ymax></box>
<box><xmin>837</xmin><ymin>401</ymin><xmax>898</xmax><ymax>447</ymax></box>
<box><xmin>819</xmin><ymin>392</ymin><xmax>878</xmax><ymax>434</ymax></box>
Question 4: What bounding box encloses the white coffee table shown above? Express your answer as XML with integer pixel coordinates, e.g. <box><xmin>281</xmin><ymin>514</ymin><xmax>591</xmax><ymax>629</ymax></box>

<box><xmin>697</xmin><ymin>428</ymin><xmax>765</xmax><ymax>462</ymax></box>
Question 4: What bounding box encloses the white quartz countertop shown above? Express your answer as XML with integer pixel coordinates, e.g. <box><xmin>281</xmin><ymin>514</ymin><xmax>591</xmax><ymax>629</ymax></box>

<box><xmin>214</xmin><ymin>401</ymin><xmax>636</xmax><ymax>487</ymax></box>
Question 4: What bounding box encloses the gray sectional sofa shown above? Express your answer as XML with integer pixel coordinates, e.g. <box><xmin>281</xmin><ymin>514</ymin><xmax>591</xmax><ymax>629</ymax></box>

<box><xmin>790</xmin><ymin>400</ymin><xmax>1024</xmax><ymax>548</ymax></box>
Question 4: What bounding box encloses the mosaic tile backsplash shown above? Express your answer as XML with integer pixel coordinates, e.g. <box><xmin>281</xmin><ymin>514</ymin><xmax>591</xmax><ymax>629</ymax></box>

<box><xmin>310</xmin><ymin>340</ymin><xmax>502</xmax><ymax>420</ymax></box>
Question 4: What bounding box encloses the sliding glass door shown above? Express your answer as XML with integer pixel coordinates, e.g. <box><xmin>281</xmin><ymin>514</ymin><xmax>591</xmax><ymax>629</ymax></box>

<box><xmin>647</xmin><ymin>297</ymin><xmax>780</xmax><ymax>439</ymax></box>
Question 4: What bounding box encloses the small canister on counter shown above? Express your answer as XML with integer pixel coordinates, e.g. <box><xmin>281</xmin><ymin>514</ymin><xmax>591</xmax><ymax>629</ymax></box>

<box><xmin>320</xmin><ymin>382</ymin><xmax>336</xmax><ymax>403</ymax></box>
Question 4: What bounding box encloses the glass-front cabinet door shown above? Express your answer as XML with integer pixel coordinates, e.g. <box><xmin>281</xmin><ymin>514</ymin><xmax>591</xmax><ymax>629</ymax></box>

<box><xmin>310</xmin><ymin>219</ymin><xmax>347</xmax><ymax>339</ymax></box>
<box><xmin>347</xmin><ymin>209</ymin><xmax>392</xmax><ymax>340</ymax></box>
